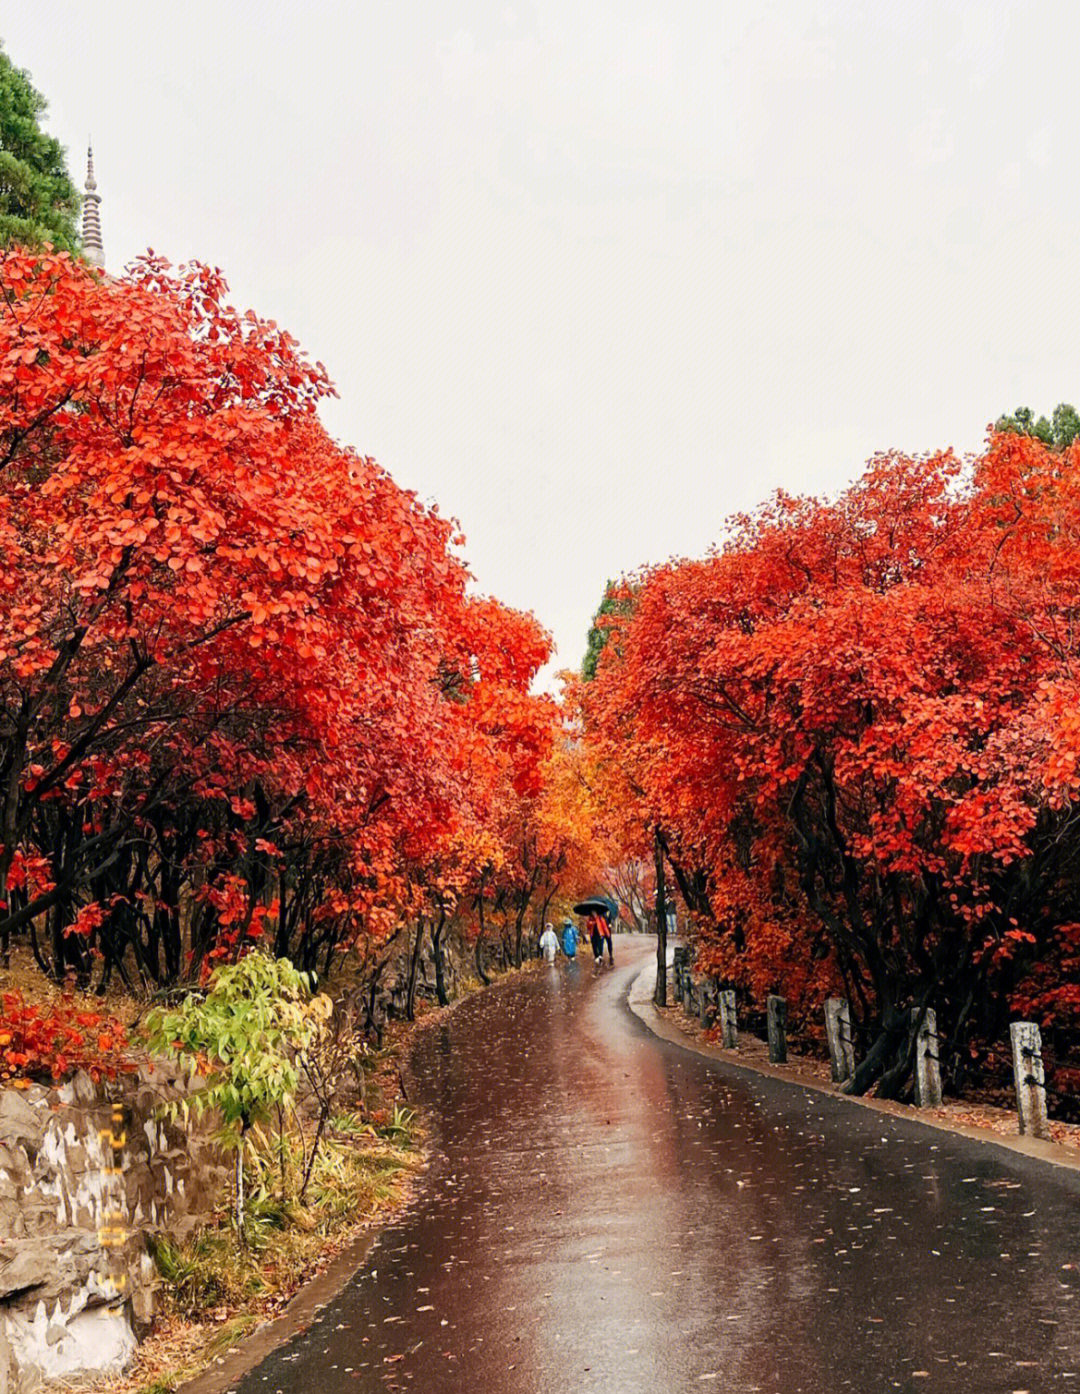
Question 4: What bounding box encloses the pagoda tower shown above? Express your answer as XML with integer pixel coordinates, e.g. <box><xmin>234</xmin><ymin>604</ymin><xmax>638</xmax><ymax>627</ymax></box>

<box><xmin>81</xmin><ymin>144</ymin><xmax>104</xmax><ymax>269</ymax></box>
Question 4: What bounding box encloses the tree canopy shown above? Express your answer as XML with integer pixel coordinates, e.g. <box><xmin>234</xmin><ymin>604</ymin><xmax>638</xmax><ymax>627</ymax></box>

<box><xmin>0</xmin><ymin>46</ymin><xmax>80</xmax><ymax>253</ymax></box>
<box><xmin>582</xmin><ymin>435</ymin><xmax>1080</xmax><ymax>1105</ymax></box>
<box><xmin>0</xmin><ymin>247</ymin><xmax>601</xmax><ymax>995</ymax></box>
<box><xmin>995</xmin><ymin>403</ymin><xmax>1080</xmax><ymax>450</ymax></box>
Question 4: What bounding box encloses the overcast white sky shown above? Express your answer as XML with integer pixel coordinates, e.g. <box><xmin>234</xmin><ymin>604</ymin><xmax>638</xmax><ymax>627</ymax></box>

<box><xmin>7</xmin><ymin>3</ymin><xmax>1078</xmax><ymax>684</ymax></box>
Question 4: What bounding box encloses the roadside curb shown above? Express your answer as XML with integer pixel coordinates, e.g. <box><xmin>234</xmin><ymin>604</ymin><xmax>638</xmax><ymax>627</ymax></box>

<box><xmin>177</xmin><ymin>1219</ymin><xmax>387</xmax><ymax>1394</ymax></box>
<box><xmin>626</xmin><ymin>960</ymin><xmax>1080</xmax><ymax>1176</ymax></box>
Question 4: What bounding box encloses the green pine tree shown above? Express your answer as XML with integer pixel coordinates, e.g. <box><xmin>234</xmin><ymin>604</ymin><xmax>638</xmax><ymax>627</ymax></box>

<box><xmin>995</xmin><ymin>403</ymin><xmax>1080</xmax><ymax>451</ymax></box>
<box><xmin>0</xmin><ymin>44</ymin><xmax>80</xmax><ymax>252</ymax></box>
<box><xmin>582</xmin><ymin>582</ymin><xmax>635</xmax><ymax>681</ymax></box>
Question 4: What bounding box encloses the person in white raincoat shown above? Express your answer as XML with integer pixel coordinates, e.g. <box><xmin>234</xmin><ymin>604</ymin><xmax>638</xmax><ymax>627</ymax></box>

<box><xmin>539</xmin><ymin>923</ymin><xmax>559</xmax><ymax>962</ymax></box>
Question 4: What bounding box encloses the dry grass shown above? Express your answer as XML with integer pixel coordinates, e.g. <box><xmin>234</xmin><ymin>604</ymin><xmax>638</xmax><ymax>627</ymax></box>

<box><xmin>0</xmin><ymin>942</ymin><xmax>144</xmax><ymax>1018</ymax></box>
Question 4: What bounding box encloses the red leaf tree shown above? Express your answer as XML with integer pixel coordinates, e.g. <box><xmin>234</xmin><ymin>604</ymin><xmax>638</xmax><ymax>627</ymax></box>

<box><xmin>0</xmin><ymin>247</ymin><xmax>567</xmax><ymax>1001</ymax></box>
<box><xmin>584</xmin><ymin>437</ymin><xmax>1080</xmax><ymax>1103</ymax></box>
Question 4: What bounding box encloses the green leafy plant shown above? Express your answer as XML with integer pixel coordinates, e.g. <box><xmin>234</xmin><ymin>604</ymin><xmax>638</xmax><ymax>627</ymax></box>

<box><xmin>0</xmin><ymin>43</ymin><xmax>82</xmax><ymax>252</ymax></box>
<box><xmin>144</xmin><ymin>954</ymin><xmax>317</xmax><ymax>1233</ymax></box>
<box><xmin>330</xmin><ymin>1108</ymin><xmax>374</xmax><ymax>1137</ymax></box>
<box><xmin>138</xmin><ymin>1377</ymin><xmax>187</xmax><ymax>1394</ymax></box>
<box><xmin>377</xmin><ymin>1103</ymin><xmax>417</xmax><ymax>1144</ymax></box>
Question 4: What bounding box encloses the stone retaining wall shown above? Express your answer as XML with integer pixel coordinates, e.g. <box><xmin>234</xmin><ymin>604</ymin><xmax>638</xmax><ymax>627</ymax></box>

<box><xmin>0</xmin><ymin>1063</ymin><xmax>226</xmax><ymax>1393</ymax></box>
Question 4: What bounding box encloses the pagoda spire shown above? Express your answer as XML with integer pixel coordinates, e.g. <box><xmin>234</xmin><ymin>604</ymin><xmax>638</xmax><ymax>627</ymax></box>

<box><xmin>81</xmin><ymin>143</ymin><xmax>104</xmax><ymax>269</ymax></box>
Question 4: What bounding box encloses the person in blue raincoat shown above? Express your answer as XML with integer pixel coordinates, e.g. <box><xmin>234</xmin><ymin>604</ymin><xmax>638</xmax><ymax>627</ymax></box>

<box><xmin>561</xmin><ymin>920</ymin><xmax>579</xmax><ymax>960</ymax></box>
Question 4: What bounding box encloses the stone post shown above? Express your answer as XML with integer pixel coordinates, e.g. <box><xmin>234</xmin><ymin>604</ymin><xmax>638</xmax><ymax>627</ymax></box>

<box><xmin>699</xmin><ymin>980</ymin><xmax>714</xmax><ymax>1028</ymax></box>
<box><xmin>824</xmin><ymin>998</ymin><xmax>855</xmax><ymax>1083</ymax></box>
<box><xmin>1010</xmin><ymin>1021</ymin><xmax>1050</xmax><ymax>1140</ymax></box>
<box><xmin>911</xmin><ymin>1007</ymin><xmax>943</xmax><ymax>1108</ymax></box>
<box><xmin>673</xmin><ymin>947</ymin><xmax>690</xmax><ymax>1008</ymax></box>
<box><xmin>718</xmin><ymin>989</ymin><xmax>738</xmax><ymax>1049</ymax></box>
<box><xmin>767</xmin><ymin>995</ymin><xmax>787</xmax><ymax>1063</ymax></box>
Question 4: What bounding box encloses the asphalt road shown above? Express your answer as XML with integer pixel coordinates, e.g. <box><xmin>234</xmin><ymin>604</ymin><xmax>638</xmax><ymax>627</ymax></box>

<box><xmin>237</xmin><ymin>937</ymin><xmax>1080</xmax><ymax>1393</ymax></box>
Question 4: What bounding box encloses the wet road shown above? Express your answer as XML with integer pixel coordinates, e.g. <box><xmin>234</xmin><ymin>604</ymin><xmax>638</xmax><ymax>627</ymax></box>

<box><xmin>239</xmin><ymin>938</ymin><xmax>1080</xmax><ymax>1393</ymax></box>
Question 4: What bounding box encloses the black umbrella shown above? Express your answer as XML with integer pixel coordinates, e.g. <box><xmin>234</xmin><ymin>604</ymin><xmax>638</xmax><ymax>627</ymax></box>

<box><xmin>573</xmin><ymin>895</ymin><xmax>619</xmax><ymax>922</ymax></box>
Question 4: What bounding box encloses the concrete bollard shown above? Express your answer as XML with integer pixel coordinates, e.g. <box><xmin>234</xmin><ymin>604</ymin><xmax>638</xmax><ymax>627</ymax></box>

<box><xmin>911</xmin><ymin>1007</ymin><xmax>943</xmax><ymax>1107</ymax></box>
<box><xmin>767</xmin><ymin>995</ymin><xmax>787</xmax><ymax>1063</ymax></box>
<box><xmin>824</xmin><ymin>998</ymin><xmax>855</xmax><ymax>1083</ymax></box>
<box><xmin>699</xmin><ymin>981</ymin><xmax>714</xmax><ymax>1028</ymax></box>
<box><xmin>1010</xmin><ymin>1021</ymin><xmax>1050</xmax><ymax>1140</ymax></box>
<box><xmin>718</xmin><ymin>989</ymin><xmax>738</xmax><ymax>1049</ymax></box>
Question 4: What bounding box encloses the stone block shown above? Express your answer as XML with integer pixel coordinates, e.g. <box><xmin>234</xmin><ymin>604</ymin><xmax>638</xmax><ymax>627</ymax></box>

<box><xmin>70</xmin><ymin>1071</ymin><xmax>99</xmax><ymax>1106</ymax></box>
<box><xmin>718</xmin><ymin>990</ymin><xmax>738</xmax><ymax>1049</ymax></box>
<box><xmin>911</xmin><ymin>1007</ymin><xmax>942</xmax><ymax>1108</ymax></box>
<box><xmin>1010</xmin><ymin>1020</ymin><xmax>1050</xmax><ymax>1140</ymax></box>
<box><xmin>4</xmin><ymin>1292</ymin><xmax>137</xmax><ymax>1387</ymax></box>
<box><xmin>767</xmin><ymin>995</ymin><xmax>787</xmax><ymax>1063</ymax></box>
<box><xmin>0</xmin><ymin>1240</ymin><xmax>60</xmax><ymax>1300</ymax></box>
<box><xmin>0</xmin><ymin>1328</ymin><xmax>17</xmax><ymax>1394</ymax></box>
<box><xmin>824</xmin><ymin>998</ymin><xmax>855</xmax><ymax>1083</ymax></box>
<box><xmin>0</xmin><ymin>1067</ymin><xmax>227</xmax><ymax>1391</ymax></box>
<box><xmin>0</xmin><ymin>1094</ymin><xmax>43</xmax><ymax>1153</ymax></box>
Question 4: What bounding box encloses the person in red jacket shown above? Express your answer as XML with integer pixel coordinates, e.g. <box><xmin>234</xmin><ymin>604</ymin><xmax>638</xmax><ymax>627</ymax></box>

<box><xmin>598</xmin><ymin>911</ymin><xmax>614</xmax><ymax>966</ymax></box>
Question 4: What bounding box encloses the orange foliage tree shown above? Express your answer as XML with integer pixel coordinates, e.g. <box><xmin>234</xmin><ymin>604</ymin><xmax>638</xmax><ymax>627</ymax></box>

<box><xmin>0</xmin><ymin>246</ymin><xmax>558</xmax><ymax>1004</ymax></box>
<box><xmin>584</xmin><ymin>438</ymin><xmax>1080</xmax><ymax>1104</ymax></box>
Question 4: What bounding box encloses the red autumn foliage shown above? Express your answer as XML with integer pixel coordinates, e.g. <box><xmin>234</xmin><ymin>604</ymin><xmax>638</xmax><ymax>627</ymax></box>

<box><xmin>0</xmin><ymin>245</ymin><xmax>588</xmax><ymax>995</ymax></box>
<box><xmin>0</xmin><ymin>988</ymin><xmax>134</xmax><ymax>1083</ymax></box>
<box><xmin>583</xmin><ymin>436</ymin><xmax>1080</xmax><ymax>1108</ymax></box>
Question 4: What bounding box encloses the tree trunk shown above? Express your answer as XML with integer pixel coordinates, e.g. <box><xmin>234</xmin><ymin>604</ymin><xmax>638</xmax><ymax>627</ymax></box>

<box><xmin>364</xmin><ymin>968</ymin><xmax>384</xmax><ymax>1046</ymax></box>
<box><xmin>300</xmin><ymin>1104</ymin><xmax>328</xmax><ymax>1203</ymax></box>
<box><xmin>0</xmin><ymin>870</ymin><xmax>8</xmax><ymax>970</ymax></box>
<box><xmin>654</xmin><ymin>826</ymin><xmax>668</xmax><ymax>1007</ymax></box>
<box><xmin>536</xmin><ymin>889</ymin><xmax>557</xmax><ymax>957</ymax></box>
<box><xmin>235</xmin><ymin>1141</ymin><xmax>246</xmax><ymax>1239</ymax></box>
<box><xmin>432</xmin><ymin>910</ymin><xmax>449</xmax><ymax>1007</ymax></box>
<box><xmin>842</xmin><ymin>1010</ymin><xmax>908</xmax><ymax>1097</ymax></box>
<box><xmin>405</xmin><ymin>917</ymin><xmax>424</xmax><ymax>1021</ymax></box>
<box><xmin>49</xmin><ymin>900</ymin><xmax>66</xmax><ymax>983</ymax></box>
<box><xmin>475</xmin><ymin>875</ymin><xmax>492</xmax><ymax>986</ymax></box>
<box><xmin>475</xmin><ymin>934</ymin><xmax>491</xmax><ymax>985</ymax></box>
